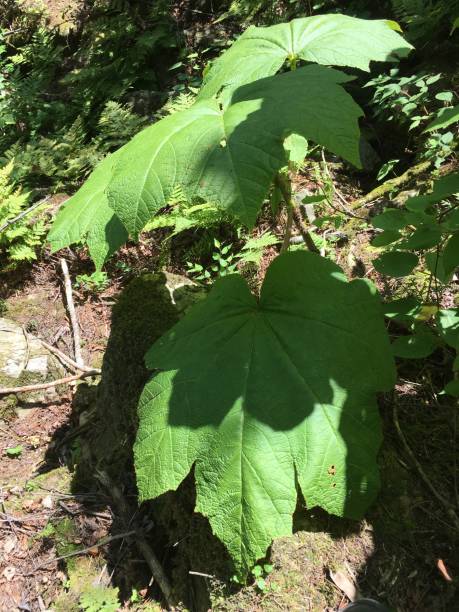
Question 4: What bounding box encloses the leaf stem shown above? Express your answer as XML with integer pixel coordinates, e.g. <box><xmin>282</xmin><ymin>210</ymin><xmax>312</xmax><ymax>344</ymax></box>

<box><xmin>275</xmin><ymin>174</ymin><xmax>318</xmax><ymax>253</ymax></box>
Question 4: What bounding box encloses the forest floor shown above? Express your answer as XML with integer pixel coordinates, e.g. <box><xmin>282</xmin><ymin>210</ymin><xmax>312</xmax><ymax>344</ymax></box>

<box><xmin>0</xmin><ymin>174</ymin><xmax>457</xmax><ymax>611</ymax></box>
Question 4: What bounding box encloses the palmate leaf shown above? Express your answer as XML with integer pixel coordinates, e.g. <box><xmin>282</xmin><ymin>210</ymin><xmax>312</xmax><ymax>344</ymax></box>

<box><xmin>198</xmin><ymin>14</ymin><xmax>413</xmax><ymax>103</ymax></box>
<box><xmin>108</xmin><ymin>65</ymin><xmax>362</xmax><ymax>235</ymax></box>
<box><xmin>135</xmin><ymin>252</ymin><xmax>395</xmax><ymax>573</ymax></box>
<box><xmin>47</xmin><ymin>152</ymin><xmax>128</xmax><ymax>270</ymax></box>
<box><xmin>47</xmin><ymin>16</ymin><xmax>411</xmax><ymax>266</ymax></box>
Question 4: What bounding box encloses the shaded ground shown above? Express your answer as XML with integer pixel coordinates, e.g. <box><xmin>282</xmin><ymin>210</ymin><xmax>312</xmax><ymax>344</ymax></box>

<box><xmin>0</xmin><ymin>207</ymin><xmax>458</xmax><ymax>610</ymax></box>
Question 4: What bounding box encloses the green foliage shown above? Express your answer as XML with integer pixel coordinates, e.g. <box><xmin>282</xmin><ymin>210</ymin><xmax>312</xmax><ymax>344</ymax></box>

<box><xmin>199</xmin><ymin>14</ymin><xmax>412</xmax><ymax>103</ymax></box>
<box><xmin>425</xmin><ymin>104</ymin><xmax>459</xmax><ymax>132</ymax></box>
<box><xmin>187</xmin><ymin>238</ymin><xmax>239</xmax><ymax>281</ymax></box>
<box><xmin>374</xmin><ymin>172</ymin><xmax>459</xmax><ymax>394</ymax></box>
<box><xmin>366</xmin><ymin>69</ymin><xmax>457</xmax><ymax>167</ymax></box>
<box><xmin>142</xmin><ymin>186</ymin><xmax>226</xmax><ymax>236</ymax></box>
<box><xmin>47</xmin><ymin>151</ymin><xmax>128</xmax><ymax>270</ymax></box>
<box><xmin>135</xmin><ymin>252</ymin><xmax>395</xmax><ymax>574</ymax></box>
<box><xmin>0</xmin><ymin>1</ymin><xmax>178</xmax><ymax>192</ymax></box>
<box><xmin>251</xmin><ymin>562</ymin><xmax>276</xmax><ymax>592</ymax></box>
<box><xmin>0</xmin><ymin>161</ymin><xmax>49</xmax><ymax>264</ymax></box>
<box><xmin>108</xmin><ymin>65</ymin><xmax>362</xmax><ymax>234</ymax></box>
<box><xmin>48</xmin><ymin>15</ymin><xmax>410</xmax><ymax>261</ymax></box>
<box><xmin>75</xmin><ymin>271</ymin><xmax>109</xmax><ymax>293</ymax></box>
<box><xmin>47</xmin><ymin>14</ymin><xmax>409</xmax><ymax>574</ymax></box>
<box><xmin>5</xmin><ymin>445</ymin><xmax>23</xmax><ymax>457</ymax></box>
<box><xmin>391</xmin><ymin>0</ymin><xmax>459</xmax><ymax>42</ymax></box>
<box><xmin>79</xmin><ymin>586</ymin><xmax>120</xmax><ymax>612</ymax></box>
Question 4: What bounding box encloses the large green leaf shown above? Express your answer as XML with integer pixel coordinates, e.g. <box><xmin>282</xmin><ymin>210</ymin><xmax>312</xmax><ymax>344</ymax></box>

<box><xmin>48</xmin><ymin>152</ymin><xmax>128</xmax><ymax>270</ymax></box>
<box><xmin>108</xmin><ymin>66</ymin><xmax>362</xmax><ymax>234</ymax></box>
<box><xmin>198</xmin><ymin>15</ymin><xmax>412</xmax><ymax>103</ymax></box>
<box><xmin>135</xmin><ymin>252</ymin><xmax>395</xmax><ymax>573</ymax></box>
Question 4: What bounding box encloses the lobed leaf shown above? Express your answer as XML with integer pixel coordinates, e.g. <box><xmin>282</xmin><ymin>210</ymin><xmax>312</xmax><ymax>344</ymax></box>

<box><xmin>198</xmin><ymin>15</ymin><xmax>413</xmax><ymax>104</ymax></box>
<box><xmin>108</xmin><ymin>66</ymin><xmax>363</xmax><ymax>234</ymax></box>
<box><xmin>135</xmin><ymin>251</ymin><xmax>395</xmax><ymax>573</ymax></box>
<box><xmin>48</xmin><ymin>152</ymin><xmax>128</xmax><ymax>270</ymax></box>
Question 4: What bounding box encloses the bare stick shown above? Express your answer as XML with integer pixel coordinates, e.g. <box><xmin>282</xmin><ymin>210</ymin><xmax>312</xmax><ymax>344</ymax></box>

<box><xmin>0</xmin><ymin>370</ymin><xmax>100</xmax><ymax>395</ymax></box>
<box><xmin>292</xmin><ymin>208</ymin><xmax>320</xmax><ymax>253</ymax></box>
<box><xmin>39</xmin><ymin>338</ymin><xmax>101</xmax><ymax>374</ymax></box>
<box><xmin>189</xmin><ymin>570</ymin><xmax>215</xmax><ymax>579</ymax></box>
<box><xmin>393</xmin><ymin>400</ymin><xmax>459</xmax><ymax>531</ymax></box>
<box><xmin>136</xmin><ymin>536</ymin><xmax>175</xmax><ymax>607</ymax></box>
<box><xmin>60</xmin><ymin>258</ymin><xmax>83</xmax><ymax>367</ymax></box>
<box><xmin>275</xmin><ymin>175</ymin><xmax>318</xmax><ymax>253</ymax></box>
<box><xmin>0</xmin><ymin>196</ymin><xmax>50</xmax><ymax>234</ymax></box>
<box><xmin>26</xmin><ymin>530</ymin><xmax>137</xmax><ymax>570</ymax></box>
<box><xmin>95</xmin><ymin>471</ymin><xmax>175</xmax><ymax>608</ymax></box>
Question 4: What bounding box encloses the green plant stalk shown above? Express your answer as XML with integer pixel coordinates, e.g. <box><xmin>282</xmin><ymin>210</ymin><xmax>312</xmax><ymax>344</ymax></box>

<box><xmin>275</xmin><ymin>174</ymin><xmax>318</xmax><ymax>253</ymax></box>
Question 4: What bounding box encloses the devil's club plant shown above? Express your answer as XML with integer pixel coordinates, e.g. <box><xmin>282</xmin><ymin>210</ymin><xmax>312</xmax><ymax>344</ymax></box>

<box><xmin>48</xmin><ymin>15</ymin><xmax>412</xmax><ymax>573</ymax></box>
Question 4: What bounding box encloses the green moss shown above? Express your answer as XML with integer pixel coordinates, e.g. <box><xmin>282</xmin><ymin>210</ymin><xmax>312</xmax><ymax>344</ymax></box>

<box><xmin>0</xmin><ymin>392</ymin><xmax>17</xmax><ymax>421</ymax></box>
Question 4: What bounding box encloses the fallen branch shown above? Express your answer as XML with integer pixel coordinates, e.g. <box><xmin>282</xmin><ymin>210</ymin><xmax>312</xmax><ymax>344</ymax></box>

<box><xmin>350</xmin><ymin>161</ymin><xmax>432</xmax><ymax>212</ymax></box>
<box><xmin>393</xmin><ymin>400</ymin><xmax>459</xmax><ymax>532</ymax></box>
<box><xmin>275</xmin><ymin>175</ymin><xmax>319</xmax><ymax>253</ymax></box>
<box><xmin>60</xmin><ymin>258</ymin><xmax>83</xmax><ymax>367</ymax></box>
<box><xmin>0</xmin><ymin>370</ymin><xmax>100</xmax><ymax>395</ymax></box>
<box><xmin>0</xmin><ymin>196</ymin><xmax>51</xmax><ymax>234</ymax></box>
<box><xmin>95</xmin><ymin>470</ymin><xmax>175</xmax><ymax>608</ymax></box>
<box><xmin>27</xmin><ymin>530</ymin><xmax>137</xmax><ymax>570</ymax></box>
<box><xmin>292</xmin><ymin>208</ymin><xmax>320</xmax><ymax>253</ymax></box>
<box><xmin>39</xmin><ymin>338</ymin><xmax>101</xmax><ymax>374</ymax></box>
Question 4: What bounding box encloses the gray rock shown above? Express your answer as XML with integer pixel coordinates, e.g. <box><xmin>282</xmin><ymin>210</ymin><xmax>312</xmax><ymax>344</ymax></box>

<box><xmin>0</xmin><ymin>317</ymin><xmax>65</xmax><ymax>407</ymax></box>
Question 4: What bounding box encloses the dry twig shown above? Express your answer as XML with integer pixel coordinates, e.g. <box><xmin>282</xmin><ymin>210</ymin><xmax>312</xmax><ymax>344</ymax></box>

<box><xmin>39</xmin><ymin>338</ymin><xmax>100</xmax><ymax>374</ymax></box>
<box><xmin>0</xmin><ymin>370</ymin><xmax>100</xmax><ymax>395</ymax></box>
<box><xmin>393</xmin><ymin>399</ymin><xmax>459</xmax><ymax>531</ymax></box>
<box><xmin>95</xmin><ymin>471</ymin><xmax>175</xmax><ymax>608</ymax></box>
<box><xmin>60</xmin><ymin>258</ymin><xmax>83</xmax><ymax>367</ymax></box>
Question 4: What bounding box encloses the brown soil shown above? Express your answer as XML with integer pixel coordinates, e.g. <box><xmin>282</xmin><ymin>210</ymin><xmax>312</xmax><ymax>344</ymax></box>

<box><xmin>0</xmin><ymin>186</ymin><xmax>458</xmax><ymax>610</ymax></box>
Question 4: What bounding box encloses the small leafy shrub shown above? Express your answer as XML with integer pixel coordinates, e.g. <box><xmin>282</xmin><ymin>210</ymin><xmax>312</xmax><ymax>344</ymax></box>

<box><xmin>49</xmin><ymin>15</ymin><xmax>412</xmax><ymax>574</ymax></box>
<box><xmin>371</xmin><ymin>172</ymin><xmax>459</xmax><ymax>395</ymax></box>
<box><xmin>0</xmin><ymin>1</ymin><xmax>179</xmax><ymax>192</ymax></box>
<box><xmin>79</xmin><ymin>586</ymin><xmax>120</xmax><ymax>612</ymax></box>
<box><xmin>186</xmin><ymin>238</ymin><xmax>240</xmax><ymax>281</ymax></box>
<box><xmin>75</xmin><ymin>271</ymin><xmax>110</xmax><ymax>293</ymax></box>
<box><xmin>366</xmin><ymin>69</ymin><xmax>457</xmax><ymax>166</ymax></box>
<box><xmin>391</xmin><ymin>0</ymin><xmax>459</xmax><ymax>42</ymax></box>
<box><xmin>0</xmin><ymin>161</ymin><xmax>49</xmax><ymax>264</ymax></box>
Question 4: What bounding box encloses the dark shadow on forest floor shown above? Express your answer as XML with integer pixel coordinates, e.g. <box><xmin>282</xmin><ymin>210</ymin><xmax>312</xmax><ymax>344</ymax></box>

<box><xmin>39</xmin><ymin>272</ymin><xmax>458</xmax><ymax>611</ymax></box>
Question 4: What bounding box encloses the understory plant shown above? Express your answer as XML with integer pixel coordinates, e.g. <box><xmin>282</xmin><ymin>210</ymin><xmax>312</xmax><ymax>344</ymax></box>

<box><xmin>48</xmin><ymin>15</ymin><xmax>413</xmax><ymax>575</ymax></box>
<box><xmin>366</xmin><ymin>68</ymin><xmax>458</xmax><ymax>167</ymax></box>
<box><xmin>0</xmin><ymin>160</ymin><xmax>49</xmax><ymax>264</ymax></box>
<box><xmin>371</xmin><ymin>172</ymin><xmax>459</xmax><ymax>395</ymax></box>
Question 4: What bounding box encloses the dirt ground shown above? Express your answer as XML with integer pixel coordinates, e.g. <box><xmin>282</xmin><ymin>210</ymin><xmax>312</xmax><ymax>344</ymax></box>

<box><xmin>0</xmin><ymin>215</ymin><xmax>457</xmax><ymax>612</ymax></box>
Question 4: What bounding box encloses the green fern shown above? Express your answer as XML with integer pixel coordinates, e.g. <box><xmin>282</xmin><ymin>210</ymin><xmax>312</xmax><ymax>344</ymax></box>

<box><xmin>143</xmin><ymin>186</ymin><xmax>227</xmax><ymax>236</ymax></box>
<box><xmin>0</xmin><ymin>161</ymin><xmax>50</xmax><ymax>265</ymax></box>
<box><xmin>161</xmin><ymin>92</ymin><xmax>196</xmax><ymax>117</ymax></box>
<box><xmin>391</xmin><ymin>0</ymin><xmax>459</xmax><ymax>40</ymax></box>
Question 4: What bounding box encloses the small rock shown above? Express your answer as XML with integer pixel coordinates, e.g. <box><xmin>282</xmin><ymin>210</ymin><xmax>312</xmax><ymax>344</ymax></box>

<box><xmin>0</xmin><ymin>317</ymin><xmax>65</xmax><ymax>407</ymax></box>
<box><xmin>41</xmin><ymin>495</ymin><xmax>53</xmax><ymax>509</ymax></box>
<box><xmin>2</xmin><ymin>566</ymin><xmax>16</xmax><ymax>581</ymax></box>
<box><xmin>3</xmin><ymin>536</ymin><xmax>16</xmax><ymax>555</ymax></box>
